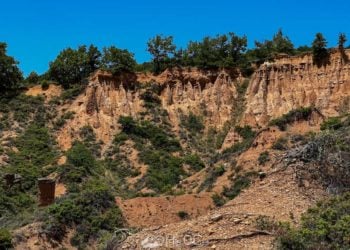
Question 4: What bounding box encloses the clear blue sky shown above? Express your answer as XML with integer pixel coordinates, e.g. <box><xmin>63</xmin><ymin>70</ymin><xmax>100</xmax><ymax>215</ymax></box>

<box><xmin>1</xmin><ymin>0</ymin><xmax>349</xmax><ymax>75</ymax></box>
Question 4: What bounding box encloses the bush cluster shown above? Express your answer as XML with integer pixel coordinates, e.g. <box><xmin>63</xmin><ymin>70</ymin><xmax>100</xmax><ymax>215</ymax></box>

<box><xmin>272</xmin><ymin>137</ymin><xmax>288</xmax><ymax>151</ymax></box>
<box><xmin>258</xmin><ymin>151</ymin><xmax>270</xmax><ymax>165</ymax></box>
<box><xmin>221</xmin><ymin>126</ymin><xmax>256</xmax><ymax>157</ymax></box>
<box><xmin>46</xmin><ymin>180</ymin><xmax>124</xmax><ymax>248</ymax></box>
<box><xmin>276</xmin><ymin>192</ymin><xmax>350</xmax><ymax>250</ymax></box>
<box><xmin>0</xmin><ymin>228</ymin><xmax>12</xmax><ymax>249</ymax></box>
<box><xmin>118</xmin><ymin>116</ymin><xmax>194</xmax><ymax>192</ymax></box>
<box><xmin>199</xmin><ymin>165</ymin><xmax>226</xmax><ymax>191</ymax></box>
<box><xmin>221</xmin><ymin>175</ymin><xmax>251</xmax><ymax>200</ymax></box>
<box><xmin>269</xmin><ymin>107</ymin><xmax>313</xmax><ymax>131</ymax></box>
<box><xmin>320</xmin><ymin>117</ymin><xmax>343</xmax><ymax>130</ymax></box>
<box><xmin>180</xmin><ymin>112</ymin><xmax>205</xmax><ymax>135</ymax></box>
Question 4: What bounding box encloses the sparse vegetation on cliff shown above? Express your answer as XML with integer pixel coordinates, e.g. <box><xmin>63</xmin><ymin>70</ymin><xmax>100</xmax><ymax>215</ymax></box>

<box><xmin>269</xmin><ymin>107</ymin><xmax>313</xmax><ymax>131</ymax></box>
<box><xmin>320</xmin><ymin>116</ymin><xmax>343</xmax><ymax>130</ymax></box>
<box><xmin>221</xmin><ymin>125</ymin><xmax>256</xmax><ymax>157</ymax></box>
<box><xmin>117</xmin><ymin>116</ymin><xmax>207</xmax><ymax>193</ymax></box>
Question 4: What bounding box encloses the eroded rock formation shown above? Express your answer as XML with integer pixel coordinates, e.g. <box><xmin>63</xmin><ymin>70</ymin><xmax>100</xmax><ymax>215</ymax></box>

<box><xmin>56</xmin><ymin>68</ymin><xmax>240</xmax><ymax>150</ymax></box>
<box><xmin>243</xmin><ymin>50</ymin><xmax>350</xmax><ymax>127</ymax></box>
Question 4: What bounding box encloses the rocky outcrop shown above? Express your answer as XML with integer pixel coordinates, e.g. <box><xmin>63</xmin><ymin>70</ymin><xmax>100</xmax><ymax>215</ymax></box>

<box><xmin>56</xmin><ymin>68</ymin><xmax>241</xmax><ymax>150</ymax></box>
<box><xmin>159</xmin><ymin>68</ymin><xmax>239</xmax><ymax>129</ymax></box>
<box><xmin>242</xmin><ymin>50</ymin><xmax>350</xmax><ymax>127</ymax></box>
<box><xmin>56</xmin><ymin>71</ymin><xmax>143</xmax><ymax>150</ymax></box>
<box><xmin>56</xmin><ymin>49</ymin><xmax>350</xmax><ymax>151</ymax></box>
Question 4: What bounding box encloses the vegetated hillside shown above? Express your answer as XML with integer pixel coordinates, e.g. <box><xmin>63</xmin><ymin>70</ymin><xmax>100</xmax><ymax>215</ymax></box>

<box><xmin>1</xmin><ymin>34</ymin><xmax>350</xmax><ymax>249</ymax></box>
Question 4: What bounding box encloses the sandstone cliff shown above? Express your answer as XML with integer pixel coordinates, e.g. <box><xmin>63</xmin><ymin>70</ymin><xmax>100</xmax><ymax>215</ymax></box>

<box><xmin>243</xmin><ymin>50</ymin><xmax>350</xmax><ymax>127</ymax></box>
<box><xmin>57</xmin><ymin>50</ymin><xmax>350</xmax><ymax>151</ymax></box>
<box><xmin>159</xmin><ymin>68</ymin><xmax>240</xmax><ymax>131</ymax></box>
<box><xmin>56</xmin><ymin>68</ymin><xmax>241</xmax><ymax>150</ymax></box>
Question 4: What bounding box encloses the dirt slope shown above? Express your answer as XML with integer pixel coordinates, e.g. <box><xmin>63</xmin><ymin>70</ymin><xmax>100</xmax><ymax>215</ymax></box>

<box><xmin>119</xmin><ymin>166</ymin><xmax>326</xmax><ymax>249</ymax></box>
<box><xmin>116</xmin><ymin>193</ymin><xmax>214</xmax><ymax>228</ymax></box>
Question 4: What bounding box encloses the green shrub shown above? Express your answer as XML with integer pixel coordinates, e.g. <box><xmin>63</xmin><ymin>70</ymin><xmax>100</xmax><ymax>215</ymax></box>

<box><xmin>258</xmin><ymin>151</ymin><xmax>270</xmax><ymax>165</ymax></box>
<box><xmin>222</xmin><ymin>139</ymin><xmax>253</xmax><ymax>156</ymax></box>
<box><xmin>46</xmin><ymin>180</ymin><xmax>124</xmax><ymax>248</ymax></box>
<box><xmin>140</xmin><ymin>87</ymin><xmax>161</xmax><ymax>108</ymax></box>
<box><xmin>213</xmin><ymin>165</ymin><xmax>225</xmax><ymax>176</ymax></box>
<box><xmin>61</xmin><ymin>141</ymin><xmax>98</xmax><ymax>183</ymax></box>
<box><xmin>212</xmin><ymin>193</ymin><xmax>226</xmax><ymax>207</ymax></box>
<box><xmin>141</xmin><ymin>149</ymin><xmax>185</xmax><ymax>192</ymax></box>
<box><xmin>0</xmin><ymin>228</ymin><xmax>12</xmax><ymax>249</ymax></box>
<box><xmin>79</xmin><ymin>126</ymin><xmax>101</xmax><ymax>158</ymax></box>
<box><xmin>54</xmin><ymin>117</ymin><xmax>66</xmax><ymax>129</ymax></box>
<box><xmin>237</xmin><ymin>78</ymin><xmax>250</xmax><ymax>95</ymax></box>
<box><xmin>221</xmin><ymin>126</ymin><xmax>256</xmax><ymax>158</ymax></box>
<box><xmin>320</xmin><ymin>117</ymin><xmax>343</xmax><ymax>130</ymax></box>
<box><xmin>119</xmin><ymin>116</ymin><xmax>181</xmax><ymax>152</ymax></box>
<box><xmin>67</xmin><ymin>141</ymin><xmax>96</xmax><ymax>171</ymax></box>
<box><xmin>234</xmin><ymin>125</ymin><xmax>256</xmax><ymax>139</ymax></box>
<box><xmin>0</xmin><ymin>123</ymin><xmax>57</xmax><ymax>221</ymax></box>
<box><xmin>269</xmin><ymin>107</ymin><xmax>313</xmax><ymax>131</ymax></box>
<box><xmin>104</xmin><ymin>159</ymin><xmax>140</xmax><ymax>179</ymax></box>
<box><xmin>2</xmin><ymin>94</ymin><xmax>45</xmax><ymax>125</ymax></box>
<box><xmin>117</xmin><ymin>116</ymin><xmax>187</xmax><ymax>192</ymax></box>
<box><xmin>272</xmin><ymin>137</ymin><xmax>288</xmax><ymax>151</ymax></box>
<box><xmin>199</xmin><ymin>165</ymin><xmax>225</xmax><ymax>191</ymax></box>
<box><xmin>181</xmin><ymin>112</ymin><xmax>205</xmax><ymax>134</ymax></box>
<box><xmin>6</xmin><ymin>124</ymin><xmax>58</xmax><ymax>190</ymax></box>
<box><xmin>276</xmin><ymin>192</ymin><xmax>350</xmax><ymax>249</ymax></box>
<box><xmin>222</xmin><ymin>175</ymin><xmax>250</xmax><ymax>200</ymax></box>
<box><xmin>60</xmin><ymin>85</ymin><xmax>84</xmax><ymax>101</ymax></box>
<box><xmin>255</xmin><ymin>215</ymin><xmax>278</xmax><ymax>231</ymax></box>
<box><xmin>113</xmin><ymin>133</ymin><xmax>128</xmax><ymax>146</ymax></box>
<box><xmin>183</xmin><ymin>154</ymin><xmax>205</xmax><ymax>172</ymax></box>
<box><xmin>41</xmin><ymin>80</ymin><xmax>50</xmax><ymax>90</ymax></box>
<box><xmin>62</xmin><ymin>111</ymin><xmax>75</xmax><ymax>120</ymax></box>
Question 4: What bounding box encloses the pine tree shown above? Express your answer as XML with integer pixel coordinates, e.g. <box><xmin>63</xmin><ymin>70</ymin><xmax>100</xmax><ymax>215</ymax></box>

<box><xmin>312</xmin><ymin>33</ymin><xmax>329</xmax><ymax>67</ymax></box>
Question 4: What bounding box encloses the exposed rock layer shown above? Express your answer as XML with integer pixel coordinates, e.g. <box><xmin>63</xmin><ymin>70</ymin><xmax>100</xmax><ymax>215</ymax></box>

<box><xmin>243</xmin><ymin>50</ymin><xmax>350</xmax><ymax>127</ymax></box>
<box><xmin>57</xmin><ymin>68</ymin><xmax>240</xmax><ymax>150</ymax></box>
<box><xmin>57</xmin><ymin>50</ymin><xmax>350</xmax><ymax>150</ymax></box>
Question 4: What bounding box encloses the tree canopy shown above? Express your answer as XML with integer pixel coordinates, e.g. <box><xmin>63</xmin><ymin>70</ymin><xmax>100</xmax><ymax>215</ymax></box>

<box><xmin>0</xmin><ymin>42</ymin><xmax>23</xmax><ymax>93</ymax></box>
<box><xmin>48</xmin><ymin>45</ymin><xmax>99</xmax><ymax>88</ymax></box>
<box><xmin>246</xmin><ymin>29</ymin><xmax>295</xmax><ymax>63</ymax></box>
<box><xmin>49</xmin><ymin>45</ymin><xmax>137</xmax><ymax>87</ymax></box>
<box><xmin>147</xmin><ymin>35</ymin><xmax>176</xmax><ymax>74</ymax></box>
<box><xmin>185</xmin><ymin>33</ymin><xmax>248</xmax><ymax>68</ymax></box>
<box><xmin>312</xmin><ymin>32</ymin><xmax>329</xmax><ymax>67</ymax></box>
<box><xmin>101</xmin><ymin>46</ymin><xmax>136</xmax><ymax>75</ymax></box>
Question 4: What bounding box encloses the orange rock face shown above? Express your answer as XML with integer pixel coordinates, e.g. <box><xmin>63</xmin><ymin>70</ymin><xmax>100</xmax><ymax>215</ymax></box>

<box><xmin>243</xmin><ymin>50</ymin><xmax>350</xmax><ymax>127</ymax></box>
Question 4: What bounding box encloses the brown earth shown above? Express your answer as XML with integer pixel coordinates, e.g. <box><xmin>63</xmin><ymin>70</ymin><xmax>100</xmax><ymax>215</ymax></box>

<box><xmin>25</xmin><ymin>84</ymin><xmax>62</xmax><ymax>101</ymax></box>
<box><xmin>119</xmin><ymin>165</ymin><xmax>326</xmax><ymax>249</ymax></box>
<box><xmin>116</xmin><ymin>193</ymin><xmax>214</xmax><ymax>228</ymax></box>
<box><xmin>13</xmin><ymin>223</ymin><xmax>75</xmax><ymax>250</ymax></box>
